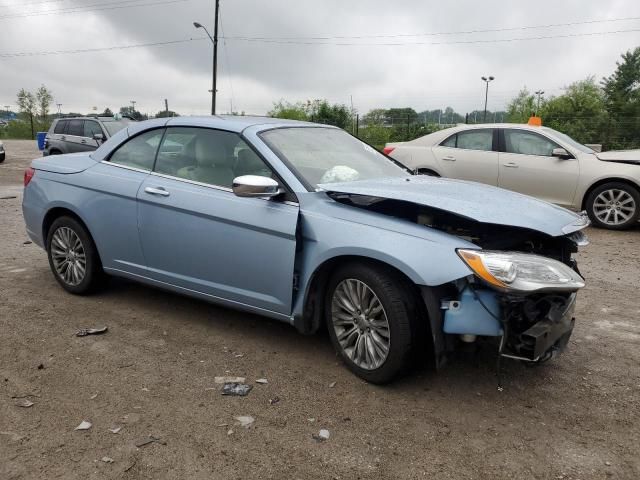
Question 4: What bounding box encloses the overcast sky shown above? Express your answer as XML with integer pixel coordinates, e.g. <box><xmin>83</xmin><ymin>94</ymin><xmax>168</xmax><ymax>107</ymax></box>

<box><xmin>1</xmin><ymin>0</ymin><xmax>639</xmax><ymax>117</ymax></box>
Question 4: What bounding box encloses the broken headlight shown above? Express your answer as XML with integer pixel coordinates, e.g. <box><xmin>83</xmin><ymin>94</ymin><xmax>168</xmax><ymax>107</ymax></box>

<box><xmin>457</xmin><ymin>249</ymin><xmax>585</xmax><ymax>293</ymax></box>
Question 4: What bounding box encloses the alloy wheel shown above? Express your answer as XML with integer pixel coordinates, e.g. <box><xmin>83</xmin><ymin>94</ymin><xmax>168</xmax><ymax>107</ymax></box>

<box><xmin>593</xmin><ymin>189</ymin><xmax>636</xmax><ymax>226</ymax></box>
<box><xmin>50</xmin><ymin>226</ymin><xmax>87</xmax><ymax>286</ymax></box>
<box><xmin>331</xmin><ymin>278</ymin><xmax>390</xmax><ymax>370</ymax></box>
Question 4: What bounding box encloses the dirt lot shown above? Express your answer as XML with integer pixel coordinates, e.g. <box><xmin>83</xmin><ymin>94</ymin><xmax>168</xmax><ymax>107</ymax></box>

<box><xmin>1</xmin><ymin>139</ymin><xmax>639</xmax><ymax>479</ymax></box>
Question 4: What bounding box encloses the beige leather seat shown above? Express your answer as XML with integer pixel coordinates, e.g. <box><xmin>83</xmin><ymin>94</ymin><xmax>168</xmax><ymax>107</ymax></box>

<box><xmin>177</xmin><ymin>133</ymin><xmax>235</xmax><ymax>187</ymax></box>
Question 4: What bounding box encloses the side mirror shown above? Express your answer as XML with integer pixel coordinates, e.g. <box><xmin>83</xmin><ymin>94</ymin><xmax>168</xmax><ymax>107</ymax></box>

<box><xmin>232</xmin><ymin>175</ymin><xmax>282</xmax><ymax>199</ymax></box>
<box><xmin>552</xmin><ymin>147</ymin><xmax>572</xmax><ymax>159</ymax></box>
<box><xmin>93</xmin><ymin>133</ymin><xmax>104</xmax><ymax>142</ymax></box>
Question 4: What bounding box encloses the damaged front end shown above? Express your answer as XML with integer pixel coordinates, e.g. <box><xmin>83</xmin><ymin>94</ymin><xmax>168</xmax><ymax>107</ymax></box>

<box><xmin>326</xmin><ymin>191</ymin><xmax>587</xmax><ymax>369</ymax></box>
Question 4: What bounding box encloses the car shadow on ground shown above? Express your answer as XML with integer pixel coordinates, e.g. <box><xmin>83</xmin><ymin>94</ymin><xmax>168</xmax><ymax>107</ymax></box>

<box><xmin>100</xmin><ymin>276</ymin><xmax>555</xmax><ymax>395</ymax></box>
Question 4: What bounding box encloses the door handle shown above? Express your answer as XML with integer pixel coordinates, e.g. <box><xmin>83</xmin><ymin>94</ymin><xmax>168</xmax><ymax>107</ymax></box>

<box><xmin>60</xmin><ymin>136</ymin><xmax>66</xmax><ymax>141</ymax></box>
<box><xmin>81</xmin><ymin>139</ymin><xmax>87</xmax><ymax>144</ymax></box>
<box><xmin>442</xmin><ymin>155</ymin><xmax>456</xmax><ymax>161</ymax></box>
<box><xmin>503</xmin><ymin>162</ymin><xmax>518</xmax><ymax>168</ymax></box>
<box><xmin>144</xmin><ymin>186</ymin><xmax>170</xmax><ymax>197</ymax></box>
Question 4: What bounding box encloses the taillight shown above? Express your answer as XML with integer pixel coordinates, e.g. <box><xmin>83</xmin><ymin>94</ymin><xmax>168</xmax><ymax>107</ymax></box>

<box><xmin>382</xmin><ymin>146</ymin><xmax>395</xmax><ymax>156</ymax></box>
<box><xmin>24</xmin><ymin>167</ymin><xmax>35</xmax><ymax>187</ymax></box>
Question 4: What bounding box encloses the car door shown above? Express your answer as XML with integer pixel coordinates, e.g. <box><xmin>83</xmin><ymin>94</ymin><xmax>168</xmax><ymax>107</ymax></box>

<box><xmin>80</xmin><ymin>128</ymin><xmax>164</xmax><ymax>277</ymax></box>
<box><xmin>137</xmin><ymin>126</ymin><xmax>299</xmax><ymax>316</ymax></box>
<box><xmin>498</xmin><ymin>128</ymin><xmax>579</xmax><ymax>207</ymax></box>
<box><xmin>63</xmin><ymin>119</ymin><xmax>93</xmax><ymax>153</ymax></box>
<box><xmin>430</xmin><ymin>128</ymin><xmax>499</xmax><ymax>185</ymax></box>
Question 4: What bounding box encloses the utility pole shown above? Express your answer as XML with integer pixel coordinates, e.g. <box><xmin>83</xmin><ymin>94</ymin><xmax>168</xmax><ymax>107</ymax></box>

<box><xmin>56</xmin><ymin>103</ymin><xmax>62</xmax><ymax>117</ymax></box>
<box><xmin>481</xmin><ymin>75</ymin><xmax>495</xmax><ymax>122</ymax></box>
<box><xmin>194</xmin><ymin>0</ymin><xmax>220</xmax><ymax>115</ymax></box>
<box><xmin>164</xmin><ymin>98</ymin><xmax>169</xmax><ymax>114</ymax></box>
<box><xmin>130</xmin><ymin>100</ymin><xmax>137</xmax><ymax>114</ymax></box>
<box><xmin>534</xmin><ymin>90</ymin><xmax>545</xmax><ymax>116</ymax></box>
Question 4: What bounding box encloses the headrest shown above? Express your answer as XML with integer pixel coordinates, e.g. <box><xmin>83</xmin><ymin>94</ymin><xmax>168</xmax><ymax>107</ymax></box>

<box><xmin>195</xmin><ymin>132</ymin><xmax>235</xmax><ymax>168</ymax></box>
<box><xmin>237</xmin><ymin>148</ymin><xmax>266</xmax><ymax>171</ymax></box>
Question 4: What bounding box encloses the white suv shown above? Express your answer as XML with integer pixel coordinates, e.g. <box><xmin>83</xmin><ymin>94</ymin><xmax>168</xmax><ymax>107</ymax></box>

<box><xmin>386</xmin><ymin>124</ymin><xmax>640</xmax><ymax>230</ymax></box>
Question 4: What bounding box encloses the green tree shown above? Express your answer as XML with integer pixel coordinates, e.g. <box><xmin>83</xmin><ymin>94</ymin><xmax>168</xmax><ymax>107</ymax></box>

<box><xmin>155</xmin><ymin>110</ymin><xmax>179</xmax><ymax>118</ymax></box>
<box><xmin>268</xmin><ymin>100</ymin><xmax>308</xmax><ymax>121</ymax></box>
<box><xmin>540</xmin><ymin>77</ymin><xmax>607</xmax><ymax>144</ymax></box>
<box><xmin>35</xmin><ymin>85</ymin><xmax>53</xmax><ymax>122</ymax></box>
<box><xmin>17</xmin><ymin>88</ymin><xmax>37</xmax><ymax>139</ymax></box>
<box><xmin>602</xmin><ymin>47</ymin><xmax>640</xmax><ymax>149</ymax></box>
<box><xmin>506</xmin><ymin>88</ymin><xmax>536</xmax><ymax>123</ymax></box>
<box><xmin>102</xmin><ymin>107</ymin><xmax>113</xmax><ymax>116</ymax></box>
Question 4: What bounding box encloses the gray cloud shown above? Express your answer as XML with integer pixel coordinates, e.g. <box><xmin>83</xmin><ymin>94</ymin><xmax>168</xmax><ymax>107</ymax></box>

<box><xmin>1</xmin><ymin>0</ymin><xmax>638</xmax><ymax>116</ymax></box>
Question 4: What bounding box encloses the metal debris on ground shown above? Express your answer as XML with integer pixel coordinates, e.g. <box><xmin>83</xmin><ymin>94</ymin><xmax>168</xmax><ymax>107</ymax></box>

<box><xmin>214</xmin><ymin>376</ymin><xmax>245</xmax><ymax>384</ymax></box>
<box><xmin>328</xmin><ymin>381</ymin><xmax>337</xmax><ymax>388</ymax></box>
<box><xmin>15</xmin><ymin>399</ymin><xmax>34</xmax><ymax>408</ymax></box>
<box><xmin>135</xmin><ymin>435</ymin><xmax>166</xmax><ymax>447</ymax></box>
<box><xmin>221</xmin><ymin>383</ymin><xmax>252</xmax><ymax>396</ymax></box>
<box><xmin>0</xmin><ymin>195</ymin><xmax>17</xmax><ymax>200</ymax></box>
<box><xmin>23</xmin><ymin>240</ymin><xmax>32</xmax><ymax>245</ymax></box>
<box><xmin>268</xmin><ymin>396</ymin><xmax>280</xmax><ymax>405</ymax></box>
<box><xmin>312</xmin><ymin>429</ymin><xmax>330</xmax><ymax>442</ymax></box>
<box><xmin>101</xmin><ymin>456</ymin><xmax>114</xmax><ymax>463</ymax></box>
<box><xmin>234</xmin><ymin>416</ymin><xmax>255</xmax><ymax>428</ymax></box>
<box><xmin>90</xmin><ymin>393</ymin><xmax>98</xmax><ymax>399</ymax></box>
<box><xmin>255</xmin><ymin>378</ymin><xmax>268</xmax><ymax>384</ymax></box>
<box><xmin>75</xmin><ymin>326</ymin><xmax>108</xmax><ymax>337</ymax></box>
<box><xmin>108</xmin><ymin>426</ymin><xmax>122</xmax><ymax>434</ymax></box>
<box><xmin>74</xmin><ymin>420</ymin><xmax>92</xmax><ymax>431</ymax></box>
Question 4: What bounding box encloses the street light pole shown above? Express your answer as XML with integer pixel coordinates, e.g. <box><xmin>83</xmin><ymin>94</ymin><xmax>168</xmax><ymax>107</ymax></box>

<box><xmin>481</xmin><ymin>75</ymin><xmax>494</xmax><ymax>122</ymax></box>
<box><xmin>194</xmin><ymin>0</ymin><xmax>220</xmax><ymax>115</ymax></box>
<box><xmin>535</xmin><ymin>90</ymin><xmax>545</xmax><ymax>115</ymax></box>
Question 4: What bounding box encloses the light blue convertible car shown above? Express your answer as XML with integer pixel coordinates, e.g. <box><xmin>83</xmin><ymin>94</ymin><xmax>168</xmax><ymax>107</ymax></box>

<box><xmin>22</xmin><ymin>116</ymin><xmax>588</xmax><ymax>383</ymax></box>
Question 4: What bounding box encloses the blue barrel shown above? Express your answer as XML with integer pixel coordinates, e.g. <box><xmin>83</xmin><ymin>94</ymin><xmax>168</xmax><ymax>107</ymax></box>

<box><xmin>36</xmin><ymin>131</ymin><xmax>47</xmax><ymax>151</ymax></box>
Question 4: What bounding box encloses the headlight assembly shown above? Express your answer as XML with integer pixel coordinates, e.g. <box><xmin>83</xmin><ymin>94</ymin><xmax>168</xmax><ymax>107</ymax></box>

<box><xmin>457</xmin><ymin>249</ymin><xmax>585</xmax><ymax>293</ymax></box>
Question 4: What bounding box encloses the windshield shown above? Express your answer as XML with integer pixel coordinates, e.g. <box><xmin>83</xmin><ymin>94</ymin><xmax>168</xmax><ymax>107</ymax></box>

<box><xmin>260</xmin><ymin>127</ymin><xmax>409</xmax><ymax>189</ymax></box>
<box><xmin>542</xmin><ymin>127</ymin><xmax>594</xmax><ymax>154</ymax></box>
<box><xmin>103</xmin><ymin>120</ymin><xmax>131</xmax><ymax>137</ymax></box>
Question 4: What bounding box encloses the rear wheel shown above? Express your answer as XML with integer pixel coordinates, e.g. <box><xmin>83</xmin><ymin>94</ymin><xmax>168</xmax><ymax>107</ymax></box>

<box><xmin>46</xmin><ymin>216</ymin><xmax>104</xmax><ymax>294</ymax></box>
<box><xmin>586</xmin><ymin>182</ymin><xmax>639</xmax><ymax>230</ymax></box>
<box><xmin>325</xmin><ymin>262</ymin><xmax>417</xmax><ymax>384</ymax></box>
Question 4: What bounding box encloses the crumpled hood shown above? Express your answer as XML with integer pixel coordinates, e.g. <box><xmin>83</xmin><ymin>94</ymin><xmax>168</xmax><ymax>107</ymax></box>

<box><xmin>320</xmin><ymin>176</ymin><xmax>588</xmax><ymax>237</ymax></box>
<box><xmin>596</xmin><ymin>149</ymin><xmax>640</xmax><ymax>164</ymax></box>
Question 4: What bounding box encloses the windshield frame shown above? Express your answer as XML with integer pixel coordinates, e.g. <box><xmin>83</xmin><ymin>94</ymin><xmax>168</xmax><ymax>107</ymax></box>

<box><xmin>258</xmin><ymin>126</ymin><xmax>412</xmax><ymax>192</ymax></box>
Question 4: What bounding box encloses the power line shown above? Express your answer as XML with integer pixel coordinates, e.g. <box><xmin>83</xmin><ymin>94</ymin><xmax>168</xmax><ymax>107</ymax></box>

<box><xmin>0</xmin><ymin>0</ymin><xmax>67</xmax><ymax>8</ymax></box>
<box><xmin>1</xmin><ymin>27</ymin><xmax>638</xmax><ymax>59</ymax></box>
<box><xmin>221</xmin><ymin>27</ymin><xmax>640</xmax><ymax>46</ymax></box>
<box><xmin>0</xmin><ymin>37</ymin><xmax>206</xmax><ymax>58</ymax></box>
<box><xmin>219</xmin><ymin>10</ymin><xmax>236</xmax><ymax>113</ymax></box>
<box><xmin>0</xmin><ymin>0</ymin><xmax>188</xmax><ymax>20</ymax></box>
<box><xmin>222</xmin><ymin>15</ymin><xmax>640</xmax><ymax>41</ymax></box>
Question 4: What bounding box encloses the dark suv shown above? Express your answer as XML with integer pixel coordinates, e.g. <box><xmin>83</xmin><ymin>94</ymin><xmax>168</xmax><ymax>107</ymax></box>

<box><xmin>44</xmin><ymin>116</ymin><xmax>133</xmax><ymax>156</ymax></box>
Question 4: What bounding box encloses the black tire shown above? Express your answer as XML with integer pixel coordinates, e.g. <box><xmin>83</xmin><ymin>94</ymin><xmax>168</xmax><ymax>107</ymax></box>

<box><xmin>585</xmin><ymin>182</ymin><xmax>640</xmax><ymax>230</ymax></box>
<box><xmin>0</xmin><ymin>152</ymin><xmax>5</xmax><ymax>163</ymax></box>
<box><xmin>324</xmin><ymin>262</ymin><xmax>418</xmax><ymax>384</ymax></box>
<box><xmin>46</xmin><ymin>216</ymin><xmax>104</xmax><ymax>294</ymax></box>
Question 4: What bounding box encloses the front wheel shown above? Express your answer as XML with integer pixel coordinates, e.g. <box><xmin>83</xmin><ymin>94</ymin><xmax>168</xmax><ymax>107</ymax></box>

<box><xmin>325</xmin><ymin>263</ymin><xmax>417</xmax><ymax>384</ymax></box>
<box><xmin>46</xmin><ymin>216</ymin><xmax>104</xmax><ymax>294</ymax></box>
<box><xmin>586</xmin><ymin>182</ymin><xmax>639</xmax><ymax>230</ymax></box>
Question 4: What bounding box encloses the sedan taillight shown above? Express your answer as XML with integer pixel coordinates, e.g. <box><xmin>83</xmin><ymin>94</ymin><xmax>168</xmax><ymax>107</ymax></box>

<box><xmin>24</xmin><ymin>167</ymin><xmax>35</xmax><ymax>187</ymax></box>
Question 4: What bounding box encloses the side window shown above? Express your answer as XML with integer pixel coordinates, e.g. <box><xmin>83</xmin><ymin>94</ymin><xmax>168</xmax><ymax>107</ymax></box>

<box><xmin>84</xmin><ymin>120</ymin><xmax>103</xmax><ymax>138</ymax></box>
<box><xmin>108</xmin><ymin>129</ymin><xmax>164</xmax><ymax>171</ymax></box>
<box><xmin>441</xmin><ymin>134</ymin><xmax>457</xmax><ymax>147</ymax></box>
<box><xmin>154</xmin><ymin>127</ymin><xmax>273</xmax><ymax>189</ymax></box>
<box><xmin>456</xmin><ymin>130</ymin><xmax>493</xmax><ymax>151</ymax></box>
<box><xmin>54</xmin><ymin>120</ymin><xmax>68</xmax><ymax>134</ymax></box>
<box><xmin>67</xmin><ymin>120</ymin><xmax>84</xmax><ymax>137</ymax></box>
<box><xmin>504</xmin><ymin>130</ymin><xmax>559</xmax><ymax>156</ymax></box>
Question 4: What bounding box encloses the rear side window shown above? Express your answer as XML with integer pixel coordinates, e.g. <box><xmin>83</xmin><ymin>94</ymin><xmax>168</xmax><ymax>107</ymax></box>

<box><xmin>456</xmin><ymin>130</ymin><xmax>493</xmax><ymax>151</ymax></box>
<box><xmin>108</xmin><ymin>129</ymin><xmax>164</xmax><ymax>171</ymax></box>
<box><xmin>54</xmin><ymin>120</ymin><xmax>68</xmax><ymax>134</ymax></box>
<box><xmin>67</xmin><ymin>119</ymin><xmax>84</xmax><ymax>137</ymax></box>
<box><xmin>441</xmin><ymin>134</ymin><xmax>457</xmax><ymax>147</ymax></box>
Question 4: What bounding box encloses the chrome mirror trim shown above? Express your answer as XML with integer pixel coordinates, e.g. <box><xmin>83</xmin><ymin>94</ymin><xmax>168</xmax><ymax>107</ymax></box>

<box><xmin>232</xmin><ymin>175</ymin><xmax>282</xmax><ymax>198</ymax></box>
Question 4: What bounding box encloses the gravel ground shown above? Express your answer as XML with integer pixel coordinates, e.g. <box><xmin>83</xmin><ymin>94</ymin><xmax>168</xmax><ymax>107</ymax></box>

<box><xmin>1</xmin><ymin>139</ymin><xmax>639</xmax><ymax>480</ymax></box>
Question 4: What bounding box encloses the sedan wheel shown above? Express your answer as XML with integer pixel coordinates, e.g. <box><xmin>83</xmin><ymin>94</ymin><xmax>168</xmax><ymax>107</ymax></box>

<box><xmin>586</xmin><ymin>182</ymin><xmax>640</xmax><ymax>230</ymax></box>
<box><xmin>46</xmin><ymin>216</ymin><xmax>104</xmax><ymax>294</ymax></box>
<box><xmin>50</xmin><ymin>227</ymin><xmax>87</xmax><ymax>286</ymax></box>
<box><xmin>331</xmin><ymin>279</ymin><xmax>390</xmax><ymax>370</ymax></box>
<box><xmin>325</xmin><ymin>263</ymin><xmax>417</xmax><ymax>384</ymax></box>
